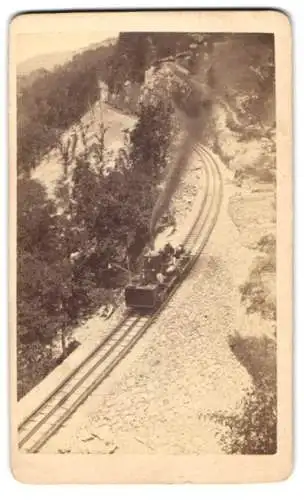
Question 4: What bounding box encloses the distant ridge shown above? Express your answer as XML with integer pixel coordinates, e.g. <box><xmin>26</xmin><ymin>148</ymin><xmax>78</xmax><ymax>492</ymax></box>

<box><xmin>17</xmin><ymin>36</ymin><xmax>117</xmax><ymax>76</ymax></box>
<box><xmin>17</xmin><ymin>51</ymin><xmax>78</xmax><ymax>76</ymax></box>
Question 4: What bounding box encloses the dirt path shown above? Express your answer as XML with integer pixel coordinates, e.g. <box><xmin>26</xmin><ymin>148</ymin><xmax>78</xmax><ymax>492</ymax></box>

<box><xmin>32</xmin><ymin>103</ymin><xmax>137</xmax><ymax>198</ymax></box>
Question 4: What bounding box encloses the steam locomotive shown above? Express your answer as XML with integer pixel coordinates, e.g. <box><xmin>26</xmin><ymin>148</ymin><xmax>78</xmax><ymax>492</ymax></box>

<box><xmin>125</xmin><ymin>243</ymin><xmax>191</xmax><ymax>312</ymax></box>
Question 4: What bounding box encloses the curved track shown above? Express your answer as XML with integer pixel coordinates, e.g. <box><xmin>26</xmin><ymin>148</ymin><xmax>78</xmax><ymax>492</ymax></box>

<box><xmin>18</xmin><ymin>144</ymin><xmax>223</xmax><ymax>453</ymax></box>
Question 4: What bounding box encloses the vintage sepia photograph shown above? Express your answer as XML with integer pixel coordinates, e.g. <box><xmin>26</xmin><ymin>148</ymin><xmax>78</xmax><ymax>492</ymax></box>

<box><xmin>10</xmin><ymin>11</ymin><xmax>292</xmax><ymax>483</ymax></box>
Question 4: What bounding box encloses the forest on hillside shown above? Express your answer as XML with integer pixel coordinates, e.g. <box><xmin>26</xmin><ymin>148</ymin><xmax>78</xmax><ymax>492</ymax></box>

<box><xmin>17</xmin><ymin>42</ymin><xmax>114</xmax><ymax>175</ymax></box>
<box><xmin>17</xmin><ymin>31</ymin><xmax>275</xmax><ymax>409</ymax></box>
<box><xmin>17</xmin><ymin>32</ymin><xmax>205</xmax><ymax>177</ymax></box>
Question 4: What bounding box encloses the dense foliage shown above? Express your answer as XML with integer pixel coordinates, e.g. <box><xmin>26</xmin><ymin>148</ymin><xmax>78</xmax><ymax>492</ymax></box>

<box><xmin>17</xmin><ymin>178</ymin><xmax>69</xmax><ymax>397</ymax></box>
<box><xmin>17</xmin><ymin>43</ymin><xmax>114</xmax><ymax>174</ymax></box>
<box><xmin>209</xmin><ymin>330</ymin><xmax>277</xmax><ymax>454</ymax></box>
<box><xmin>213</xmin><ymin>385</ymin><xmax>277</xmax><ymax>454</ymax></box>
<box><xmin>107</xmin><ymin>32</ymin><xmax>196</xmax><ymax>94</ymax></box>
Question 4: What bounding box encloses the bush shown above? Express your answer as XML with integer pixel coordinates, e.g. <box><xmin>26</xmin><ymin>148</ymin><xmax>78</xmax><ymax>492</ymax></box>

<box><xmin>240</xmin><ymin>253</ymin><xmax>276</xmax><ymax>321</ymax></box>
<box><xmin>257</xmin><ymin>233</ymin><xmax>276</xmax><ymax>254</ymax></box>
<box><xmin>17</xmin><ymin>341</ymin><xmax>57</xmax><ymax>400</ymax></box>
<box><xmin>209</xmin><ymin>332</ymin><xmax>277</xmax><ymax>454</ymax></box>
<box><xmin>213</xmin><ymin>386</ymin><xmax>277</xmax><ymax>454</ymax></box>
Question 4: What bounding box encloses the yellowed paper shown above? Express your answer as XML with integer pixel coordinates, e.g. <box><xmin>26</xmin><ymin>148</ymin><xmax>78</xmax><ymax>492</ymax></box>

<box><xmin>10</xmin><ymin>10</ymin><xmax>292</xmax><ymax>483</ymax></box>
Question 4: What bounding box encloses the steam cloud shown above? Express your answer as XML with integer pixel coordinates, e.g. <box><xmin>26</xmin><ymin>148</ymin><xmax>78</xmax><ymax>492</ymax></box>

<box><xmin>148</xmin><ymin>64</ymin><xmax>210</xmax><ymax>247</ymax></box>
<box><xmin>149</xmin><ymin>132</ymin><xmax>195</xmax><ymax>243</ymax></box>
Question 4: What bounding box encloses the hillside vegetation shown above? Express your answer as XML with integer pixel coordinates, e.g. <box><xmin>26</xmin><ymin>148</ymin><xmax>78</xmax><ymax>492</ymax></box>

<box><xmin>17</xmin><ymin>42</ymin><xmax>114</xmax><ymax>175</ymax></box>
<box><xmin>18</xmin><ymin>98</ymin><xmax>173</xmax><ymax>399</ymax></box>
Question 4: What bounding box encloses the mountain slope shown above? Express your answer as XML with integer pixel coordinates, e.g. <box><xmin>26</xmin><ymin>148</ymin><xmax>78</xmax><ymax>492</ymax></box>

<box><xmin>17</xmin><ymin>50</ymin><xmax>77</xmax><ymax>76</ymax></box>
<box><xmin>17</xmin><ymin>37</ymin><xmax>117</xmax><ymax>76</ymax></box>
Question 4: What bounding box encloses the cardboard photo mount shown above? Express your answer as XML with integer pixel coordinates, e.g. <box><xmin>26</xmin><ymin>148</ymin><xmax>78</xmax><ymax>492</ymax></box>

<box><xmin>9</xmin><ymin>10</ymin><xmax>293</xmax><ymax>484</ymax></box>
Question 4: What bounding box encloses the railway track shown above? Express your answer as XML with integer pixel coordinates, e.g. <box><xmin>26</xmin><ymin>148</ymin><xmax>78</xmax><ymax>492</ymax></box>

<box><xmin>18</xmin><ymin>144</ymin><xmax>223</xmax><ymax>453</ymax></box>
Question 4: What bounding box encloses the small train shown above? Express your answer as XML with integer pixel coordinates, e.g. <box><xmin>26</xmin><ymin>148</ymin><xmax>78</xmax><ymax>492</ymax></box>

<box><xmin>125</xmin><ymin>243</ymin><xmax>191</xmax><ymax>312</ymax></box>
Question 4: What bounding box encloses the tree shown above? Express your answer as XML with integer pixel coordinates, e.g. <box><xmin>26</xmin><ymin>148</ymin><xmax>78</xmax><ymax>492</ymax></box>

<box><xmin>129</xmin><ymin>101</ymin><xmax>172</xmax><ymax>179</ymax></box>
<box><xmin>17</xmin><ymin>178</ymin><xmax>72</xmax><ymax>358</ymax></box>
<box><xmin>17</xmin><ymin>178</ymin><xmax>59</xmax><ymax>261</ymax></box>
<box><xmin>106</xmin><ymin>32</ymin><xmax>195</xmax><ymax>95</ymax></box>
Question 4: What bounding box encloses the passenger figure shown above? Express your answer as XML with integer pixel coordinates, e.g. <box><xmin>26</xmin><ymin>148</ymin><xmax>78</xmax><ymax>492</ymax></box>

<box><xmin>175</xmin><ymin>244</ymin><xmax>185</xmax><ymax>258</ymax></box>
<box><xmin>166</xmin><ymin>262</ymin><xmax>177</xmax><ymax>276</ymax></box>
<box><xmin>156</xmin><ymin>272</ymin><xmax>165</xmax><ymax>285</ymax></box>
<box><xmin>164</xmin><ymin>242</ymin><xmax>175</xmax><ymax>258</ymax></box>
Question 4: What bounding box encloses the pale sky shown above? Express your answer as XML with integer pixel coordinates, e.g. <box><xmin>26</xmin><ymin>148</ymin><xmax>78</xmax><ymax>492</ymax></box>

<box><xmin>15</xmin><ymin>31</ymin><xmax>119</xmax><ymax>65</ymax></box>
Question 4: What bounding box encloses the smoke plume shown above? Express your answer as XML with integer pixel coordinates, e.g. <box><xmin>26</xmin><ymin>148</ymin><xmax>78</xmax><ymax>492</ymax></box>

<box><xmin>149</xmin><ymin>132</ymin><xmax>195</xmax><ymax>243</ymax></box>
<box><xmin>148</xmin><ymin>63</ymin><xmax>212</xmax><ymax>247</ymax></box>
